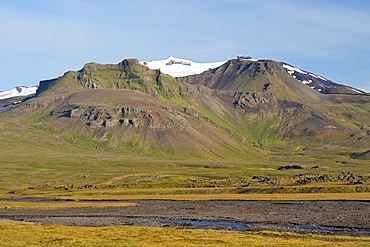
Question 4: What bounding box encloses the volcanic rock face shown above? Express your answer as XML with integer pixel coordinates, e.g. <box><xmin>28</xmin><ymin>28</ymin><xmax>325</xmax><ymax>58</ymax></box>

<box><xmin>69</xmin><ymin>106</ymin><xmax>172</xmax><ymax>129</ymax></box>
<box><xmin>233</xmin><ymin>92</ymin><xmax>274</xmax><ymax>109</ymax></box>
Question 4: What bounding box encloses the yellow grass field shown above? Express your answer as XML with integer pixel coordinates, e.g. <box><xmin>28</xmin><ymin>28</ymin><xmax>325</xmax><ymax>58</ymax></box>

<box><xmin>66</xmin><ymin>192</ymin><xmax>370</xmax><ymax>201</ymax></box>
<box><xmin>0</xmin><ymin>201</ymin><xmax>136</xmax><ymax>210</ymax></box>
<box><xmin>1</xmin><ymin>220</ymin><xmax>370</xmax><ymax>247</ymax></box>
<box><xmin>3</xmin><ymin>186</ymin><xmax>368</xmax><ymax>201</ymax></box>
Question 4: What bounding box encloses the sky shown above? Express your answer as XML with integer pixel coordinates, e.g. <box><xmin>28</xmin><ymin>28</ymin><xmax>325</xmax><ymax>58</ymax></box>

<box><xmin>0</xmin><ymin>0</ymin><xmax>369</xmax><ymax>92</ymax></box>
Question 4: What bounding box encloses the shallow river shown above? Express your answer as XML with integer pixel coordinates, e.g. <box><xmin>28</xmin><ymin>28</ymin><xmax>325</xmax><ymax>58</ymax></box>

<box><xmin>154</xmin><ymin>218</ymin><xmax>370</xmax><ymax>234</ymax></box>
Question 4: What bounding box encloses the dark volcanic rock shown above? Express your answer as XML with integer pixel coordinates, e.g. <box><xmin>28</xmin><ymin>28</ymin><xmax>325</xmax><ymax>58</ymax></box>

<box><xmin>278</xmin><ymin>165</ymin><xmax>304</xmax><ymax>170</ymax></box>
<box><xmin>352</xmin><ymin>150</ymin><xmax>370</xmax><ymax>160</ymax></box>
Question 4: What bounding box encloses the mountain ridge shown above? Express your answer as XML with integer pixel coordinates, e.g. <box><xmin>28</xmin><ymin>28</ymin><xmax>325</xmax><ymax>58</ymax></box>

<box><xmin>1</xmin><ymin>55</ymin><xmax>365</xmax><ymax>98</ymax></box>
<box><xmin>1</xmin><ymin>55</ymin><xmax>369</xmax><ymax>160</ymax></box>
<box><xmin>138</xmin><ymin>55</ymin><xmax>365</xmax><ymax>94</ymax></box>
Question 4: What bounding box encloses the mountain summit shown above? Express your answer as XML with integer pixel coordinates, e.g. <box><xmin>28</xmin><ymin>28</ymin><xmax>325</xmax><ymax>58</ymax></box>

<box><xmin>139</xmin><ymin>55</ymin><xmax>228</xmax><ymax>77</ymax></box>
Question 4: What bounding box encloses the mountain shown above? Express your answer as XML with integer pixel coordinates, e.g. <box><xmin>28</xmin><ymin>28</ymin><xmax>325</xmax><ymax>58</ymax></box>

<box><xmin>1</xmin><ymin>56</ymin><xmax>369</xmax><ymax>160</ymax></box>
<box><xmin>0</xmin><ymin>85</ymin><xmax>38</xmax><ymax>108</ymax></box>
<box><xmin>139</xmin><ymin>55</ymin><xmax>365</xmax><ymax>95</ymax></box>
<box><xmin>10</xmin><ymin>59</ymin><xmax>260</xmax><ymax>159</ymax></box>
<box><xmin>177</xmin><ymin>58</ymin><xmax>324</xmax><ymax>102</ymax></box>
<box><xmin>177</xmin><ymin>58</ymin><xmax>369</xmax><ymax>145</ymax></box>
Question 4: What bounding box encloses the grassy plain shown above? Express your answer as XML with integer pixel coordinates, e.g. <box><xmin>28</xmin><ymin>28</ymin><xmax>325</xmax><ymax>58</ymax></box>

<box><xmin>0</xmin><ymin>136</ymin><xmax>369</xmax><ymax>200</ymax></box>
<box><xmin>0</xmin><ymin>112</ymin><xmax>369</xmax><ymax>246</ymax></box>
<box><xmin>3</xmin><ymin>189</ymin><xmax>370</xmax><ymax>201</ymax></box>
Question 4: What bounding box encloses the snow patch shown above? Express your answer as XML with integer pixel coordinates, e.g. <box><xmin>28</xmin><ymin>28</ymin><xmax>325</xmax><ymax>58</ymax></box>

<box><xmin>309</xmin><ymin>73</ymin><xmax>327</xmax><ymax>81</ymax></box>
<box><xmin>302</xmin><ymin>80</ymin><xmax>312</xmax><ymax>85</ymax></box>
<box><xmin>351</xmin><ymin>88</ymin><xmax>362</xmax><ymax>93</ymax></box>
<box><xmin>282</xmin><ymin>64</ymin><xmax>330</xmax><ymax>83</ymax></box>
<box><xmin>282</xmin><ymin>64</ymin><xmax>307</xmax><ymax>75</ymax></box>
<box><xmin>140</xmin><ymin>55</ymin><xmax>228</xmax><ymax>77</ymax></box>
<box><xmin>0</xmin><ymin>86</ymin><xmax>38</xmax><ymax>100</ymax></box>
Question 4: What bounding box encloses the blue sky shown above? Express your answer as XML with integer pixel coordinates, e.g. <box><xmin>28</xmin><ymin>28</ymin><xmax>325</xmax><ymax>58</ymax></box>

<box><xmin>0</xmin><ymin>0</ymin><xmax>369</xmax><ymax>92</ymax></box>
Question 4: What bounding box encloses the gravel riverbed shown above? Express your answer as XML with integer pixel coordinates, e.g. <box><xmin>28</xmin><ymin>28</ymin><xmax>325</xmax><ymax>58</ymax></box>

<box><xmin>0</xmin><ymin>198</ymin><xmax>369</xmax><ymax>236</ymax></box>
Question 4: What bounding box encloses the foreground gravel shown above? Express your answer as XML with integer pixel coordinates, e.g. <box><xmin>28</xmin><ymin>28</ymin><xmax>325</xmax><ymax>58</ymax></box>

<box><xmin>0</xmin><ymin>198</ymin><xmax>369</xmax><ymax>236</ymax></box>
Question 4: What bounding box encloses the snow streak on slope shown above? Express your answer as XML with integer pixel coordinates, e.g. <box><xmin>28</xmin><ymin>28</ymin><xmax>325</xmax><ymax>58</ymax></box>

<box><xmin>282</xmin><ymin>63</ymin><xmax>332</xmax><ymax>90</ymax></box>
<box><xmin>282</xmin><ymin>64</ymin><xmax>307</xmax><ymax>75</ymax></box>
<box><xmin>281</xmin><ymin>63</ymin><xmax>365</xmax><ymax>93</ymax></box>
<box><xmin>283</xmin><ymin>63</ymin><xmax>327</xmax><ymax>80</ymax></box>
<box><xmin>140</xmin><ymin>55</ymin><xmax>228</xmax><ymax>77</ymax></box>
<box><xmin>0</xmin><ymin>86</ymin><xmax>38</xmax><ymax>100</ymax></box>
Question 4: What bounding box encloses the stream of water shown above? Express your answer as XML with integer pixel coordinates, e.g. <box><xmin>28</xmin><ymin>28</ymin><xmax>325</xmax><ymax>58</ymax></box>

<box><xmin>154</xmin><ymin>219</ymin><xmax>370</xmax><ymax>234</ymax></box>
<box><xmin>155</xmin><ymin>219</ymin><xmax>248</xmax><ymax>231</ymax></box>
<box><xmin>0</xmin><ymin>104</ymin><xmax>13</xmax><ymax>110</ymax></box>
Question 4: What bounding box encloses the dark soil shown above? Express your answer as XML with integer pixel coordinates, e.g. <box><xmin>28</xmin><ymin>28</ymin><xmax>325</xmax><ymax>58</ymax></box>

<box><xmin>0</xmin><ymin>198</ymin><xmax>369</xmax><ymax>236</ymax></box>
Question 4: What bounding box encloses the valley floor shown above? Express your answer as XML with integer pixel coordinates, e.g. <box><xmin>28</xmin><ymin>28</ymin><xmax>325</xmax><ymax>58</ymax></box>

<box><xmin>0</xmin><ymin>197</ymin><xmax>369</xmax><ymax>237</ymax></box>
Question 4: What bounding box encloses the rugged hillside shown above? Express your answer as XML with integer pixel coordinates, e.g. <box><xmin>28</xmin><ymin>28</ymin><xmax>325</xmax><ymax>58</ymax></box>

<box><xmin>180</xmin><ymin>82</ymin><xmax>361</xmax><ymax>147</ymax></box>
<box><xmin>2</xmin><ymin>59</ymin><xmax>262</xmax><ymax>159</ymax></box>
<box><xmin>177</xmin><ymin>58</ymin><xmax>370</xmax><ymax>148</ymax></box>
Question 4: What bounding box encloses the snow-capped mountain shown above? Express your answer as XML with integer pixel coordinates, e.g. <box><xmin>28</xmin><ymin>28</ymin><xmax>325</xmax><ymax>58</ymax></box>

<box><xmin>139</xmin><ymin>55</ymin><xmax>228</xmax><ymax>77</ymax></box>
<box><xmin>140</xmin><ymin>55</ymin><xmax>364</xmax><ymax>94</ymax></box>
<box><xmin>0</xmin><ymin>86</ymin><xmax>38</xmax><ymax>100</ymax></box>
<box><xmin>280</xmin><ymin>62</ymin><xmax>364</xmax><ymax>94</ymax></box>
